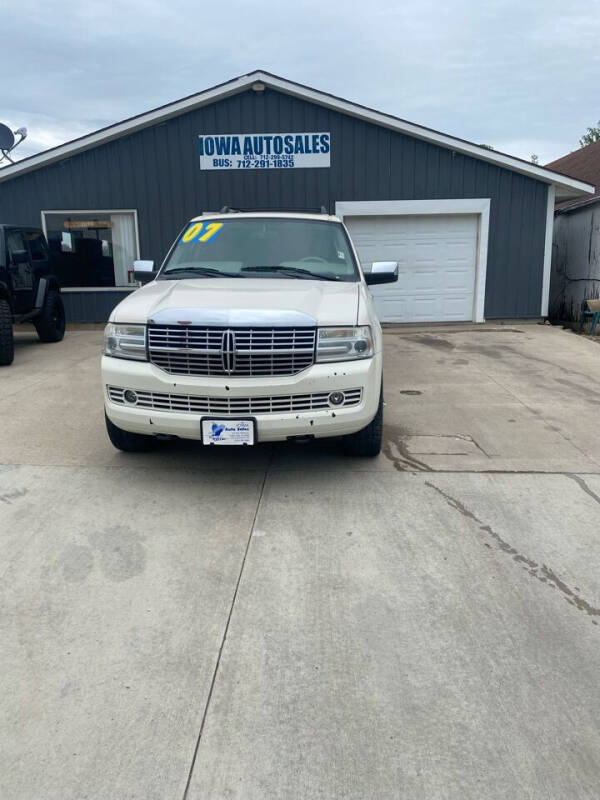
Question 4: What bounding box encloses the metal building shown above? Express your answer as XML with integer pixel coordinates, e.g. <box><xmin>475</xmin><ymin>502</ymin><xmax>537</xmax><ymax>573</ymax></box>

<box><xmin>545</xmin><ymin>140</ymin><xmax>600</xmax><ymax>322</ymax></box>
<box><xmin>0</xmin><ymin>70</ymin><xmax>593</xmax><ymax>323</ymax></box>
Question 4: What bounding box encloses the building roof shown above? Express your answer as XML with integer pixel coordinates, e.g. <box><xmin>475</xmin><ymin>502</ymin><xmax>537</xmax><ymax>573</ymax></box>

<box><xmin>546</xmin><ymin>139</ymin><xmax>600</xmax><ymax>213</ymax></box>
<box><xmin>0</xmin><ymin>70</ymin><xmax>594</xmax><ymax>201</ymax></box>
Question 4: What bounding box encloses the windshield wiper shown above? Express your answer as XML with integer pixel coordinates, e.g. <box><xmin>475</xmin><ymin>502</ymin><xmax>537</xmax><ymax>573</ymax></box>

<box><xmin>162</xmin><ymin>267</ymin><xmax>244</xmax><ymax>278</ymax></box>
<box><xmin>241</xmin><ymin>265</ymin><xmax>339</xmax><ymax>281</ymax></box>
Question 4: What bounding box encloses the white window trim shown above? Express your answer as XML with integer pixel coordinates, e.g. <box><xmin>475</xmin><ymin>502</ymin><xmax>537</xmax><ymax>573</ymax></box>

<box><xmin>41</xmin><ymin>209</ymin><xmax>140</xmax><ymax>258</ymax></box>
<box><xmin>41</xmin><ymin>209</ymin><xmax>141</xmax><ymax>289</ymax></box>
<box><xmin>335</xmin><ymin>198</ymin><xmax>490</xmax><ymax>324</ymax></box>
<box><xmin>541</xmin><ymin>186</ymin><xmax>555</xmax><ymax>317</ymax></box>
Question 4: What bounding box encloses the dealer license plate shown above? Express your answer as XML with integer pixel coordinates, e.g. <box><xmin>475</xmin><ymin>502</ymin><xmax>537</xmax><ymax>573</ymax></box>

<box><xmin>201</xmin><ymin>418</ymin><xmax>255</xmax><ymax>446</ymax></box>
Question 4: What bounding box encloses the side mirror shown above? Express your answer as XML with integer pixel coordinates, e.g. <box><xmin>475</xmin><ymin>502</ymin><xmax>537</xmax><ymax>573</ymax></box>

<box><xmin>11</xmin><ymin>249</ymin><xmax>29</xmax><ymax>265</ymax></box>
<box><xmin>133</xmin><ymin>259</ymin><xmax>156</xmax><ymax>284</ymax></box>
<box><xmin>365</xmin><ymin>261</ymin><xmax>399</xmax><ymax>285</ymax></box>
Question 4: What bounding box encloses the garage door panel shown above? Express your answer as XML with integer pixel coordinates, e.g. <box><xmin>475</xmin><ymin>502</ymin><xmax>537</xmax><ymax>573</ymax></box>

<box><xmin>346</xmin><ymin>213</ymin><xmax>478</xmax><ymax>323</ymax></box>
<box><xmin>443</xmin><ymin>244</ymin><xmax>476</xmax><ymax>263</ymax></box>
<box><xmin>442</xmin><ymin>294</ymin><xmax>475</xmax><ymax>315</ymax></box>
<box><xmin>411</xmin><ymin>251</ymin><xmax>439</xmax><ymax>265</ymax></box>
<box><xmin>373</xmin><ymin>296</ymin><xmax>409</xmax><ymax>323</ymax></box>
<box><xmin>411</xmin><ymin>270</ymin><xmax>438</xmax><ymax>292</ymax></box>
<box><xmin>444</xmin><ymin>268</ymin><xmax>474</xmax><ymax>290</ymax></box>
<box><xmin>409</xmin><ymin>297</ymin><xmax>444</xmax><ymax>321</ymax></box>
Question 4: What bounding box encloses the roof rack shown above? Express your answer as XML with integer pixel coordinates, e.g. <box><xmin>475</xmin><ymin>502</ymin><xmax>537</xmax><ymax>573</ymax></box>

<box><xmin>218</xmin><ymin>205</ymin><xmax>329</xmax><ymax>215</ymax></box>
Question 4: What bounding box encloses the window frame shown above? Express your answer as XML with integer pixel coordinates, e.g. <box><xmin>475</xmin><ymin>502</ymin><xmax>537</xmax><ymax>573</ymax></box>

<box><xmin>40</xmin><ymin>209</ymin><xmax>140</xmax><ymax>290</ymax></box>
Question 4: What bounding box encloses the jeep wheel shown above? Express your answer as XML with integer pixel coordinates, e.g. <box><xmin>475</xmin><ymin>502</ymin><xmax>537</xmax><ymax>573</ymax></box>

<box><xmin>0</xmin><ymin>298</ymin><xmax>14</xmax><ymax>366</ymax></box>
<box><xmin>34</xmin><ymin>290</ymin><xmax>65</xmax><ymax>343</ymax></box>
<box><xmin>105</xmin><ymin>413</ymin><xmax>154</xmax><ymax>452</ymax></box>
<box><xmin>342</xmin><ymin>384</ymin><xmax>383</xmax><ymax>457</ymax></box>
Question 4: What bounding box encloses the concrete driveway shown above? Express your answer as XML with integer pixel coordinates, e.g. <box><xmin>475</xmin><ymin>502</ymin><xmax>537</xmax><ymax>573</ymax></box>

<box><xmin>2</xmin><ymin>323</ymin><xmax>600</xmax><ymax>799</ymax></box>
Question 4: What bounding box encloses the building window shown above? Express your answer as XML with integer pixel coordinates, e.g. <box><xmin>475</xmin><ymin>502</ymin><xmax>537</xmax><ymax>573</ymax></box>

<box><xmin>42</xmin><ymin>211</ymin><xmax>139</xmax><ymax>288</ymax></box>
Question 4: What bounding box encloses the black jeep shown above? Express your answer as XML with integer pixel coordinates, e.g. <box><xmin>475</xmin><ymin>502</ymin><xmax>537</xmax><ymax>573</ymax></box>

<box><xmin>0</xmin><ymin>225</ymin><xmax>65</xmax><ymax>365</ymax></box>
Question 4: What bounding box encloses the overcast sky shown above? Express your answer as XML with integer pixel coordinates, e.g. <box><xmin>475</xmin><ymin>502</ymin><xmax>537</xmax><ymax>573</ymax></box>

<box><xmin>2</xmin><ymin>0</ymin><xmax>599</xmax><ymax>166</ymax></box>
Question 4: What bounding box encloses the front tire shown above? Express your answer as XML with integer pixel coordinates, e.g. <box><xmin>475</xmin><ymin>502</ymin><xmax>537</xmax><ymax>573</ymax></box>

<box><xmin>105</xmin><ymin>413</ymin><xmax>154</xmax><ymax>452</ymax></box>
<box><xmin>342</xmin><ymin>384</ymin><xmax>383</xmax><ymax>457</ymax></box>
<box><xmin>0</xmin><ymin>298</ymin><xmax>14</xmax><ymax>366</ymax></box>
<box><xmin>34</xmin><ymin>290</ymin><xmax>66</xmax><ymax>343</ymax></box>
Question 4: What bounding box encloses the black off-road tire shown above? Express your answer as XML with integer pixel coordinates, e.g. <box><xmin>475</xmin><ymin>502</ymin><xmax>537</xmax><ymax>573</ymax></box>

<box><xmin>34</xmin><ymin>290</ymin><xmax>66</xmax><ymax>343</ymax></box>
<box><xmin>342</xmin><ymin>384</ymin><xmax>383</xmax><ymax>457</ymax></box>
<box><xmin>105</xmin><ymin>413</ymin><xmax>154</xmax><ymax>452</ymax></box>
<box><xmin>0</xmin><ymin>298</ymin><xmax>14</xmax><ymax>366</ymax></box>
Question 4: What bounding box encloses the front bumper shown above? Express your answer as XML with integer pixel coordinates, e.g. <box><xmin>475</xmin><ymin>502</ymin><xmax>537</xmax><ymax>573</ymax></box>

<box><xmin>102</xmin><ymin>354</ymin><xmax>382</xmax><ymax>442</ymax></box>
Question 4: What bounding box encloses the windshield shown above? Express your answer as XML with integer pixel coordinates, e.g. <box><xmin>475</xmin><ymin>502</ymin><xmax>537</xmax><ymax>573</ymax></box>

<box><xmin>160</xmin><ymin>218</ymin><xmax>359</xmax><ymax>282</ymax></box>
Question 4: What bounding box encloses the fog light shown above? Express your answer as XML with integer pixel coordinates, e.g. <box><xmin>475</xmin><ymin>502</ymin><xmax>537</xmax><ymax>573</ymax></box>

<box><xmin>124</xmin><ymin>389</ymin><xmax>138</xmax><ymax>404</ymax></box>
<box><xmin>328</xmin><ymin>391</ymin><xmax>345</xmax><ymax>406</ymax></box>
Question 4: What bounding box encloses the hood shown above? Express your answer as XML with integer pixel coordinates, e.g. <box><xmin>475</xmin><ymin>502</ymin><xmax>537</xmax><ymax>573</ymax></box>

<box><xmin>110</xmin><ymin>278</ymin><xmax>360</xmax><ymax>327</ymax></box>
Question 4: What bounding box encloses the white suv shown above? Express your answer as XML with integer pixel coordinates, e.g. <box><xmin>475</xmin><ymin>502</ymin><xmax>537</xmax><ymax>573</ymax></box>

<box><xmin>101</xmin><ymin>211</ymin><xmax>397</xmax><ymax>456</ymax></box>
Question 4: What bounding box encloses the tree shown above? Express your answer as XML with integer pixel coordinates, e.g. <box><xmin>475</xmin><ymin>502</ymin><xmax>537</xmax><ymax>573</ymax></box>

<box><xmin>531</xmin><ymin>154</ymin><xmax>539</xmax><ymax>165</ymax></box>
<box><xmin>479</xmin><ymin>144</ymin><xmax>494</xmax><ymax>150</ymax></box>
<box><xmin>580</xmin><ymin>122</ymin><xmax>600</xmax><ymax>147</ymax></box>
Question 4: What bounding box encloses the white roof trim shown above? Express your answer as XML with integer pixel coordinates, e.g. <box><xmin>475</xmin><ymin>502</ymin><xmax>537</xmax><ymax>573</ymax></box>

<box><xmin>0</xmin><ymin>70</ymin><xmax>594</xmax><ymax>199</ymax></box>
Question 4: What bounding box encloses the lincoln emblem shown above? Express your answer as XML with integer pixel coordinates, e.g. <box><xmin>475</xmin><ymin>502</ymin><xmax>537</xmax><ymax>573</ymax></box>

<box><xmin>221</xmin><ymin>329</ymin><xmax>236</xmax><ymax>374</ymax></box>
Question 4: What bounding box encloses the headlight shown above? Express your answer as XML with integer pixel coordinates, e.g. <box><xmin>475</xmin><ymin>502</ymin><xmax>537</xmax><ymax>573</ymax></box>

<box><xmin>103</xmin><ymin>323</ymin><xmax>147</xmax><ymax>361</ymax></box>
<box><xmin>316</xmin><ymin>326</ymin><xmax>374</xmax><ymax>362</ymax></box>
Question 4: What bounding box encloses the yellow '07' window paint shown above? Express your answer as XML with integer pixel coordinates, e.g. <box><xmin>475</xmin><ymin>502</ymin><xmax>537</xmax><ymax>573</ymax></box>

<box><xmin>180</xmin><ymin>221</ymin><xmax>224</xmax><ymax>244</ymax></box>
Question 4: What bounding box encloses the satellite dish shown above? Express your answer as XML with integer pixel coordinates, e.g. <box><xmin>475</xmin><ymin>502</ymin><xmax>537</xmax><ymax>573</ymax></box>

<box><xmin>0</xmin><ymin>123</ymin><xmax>15</xmax><ymax>152</ymax></box>
<box><xmin>0</xmin><ymin>123</ymin><xmax>27</xmax><ymax>166</ymax></box>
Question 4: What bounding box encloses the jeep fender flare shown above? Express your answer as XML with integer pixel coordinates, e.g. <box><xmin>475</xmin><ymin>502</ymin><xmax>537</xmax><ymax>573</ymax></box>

<box><xmin>34</xmin><ymin>276</ymin><xmax>61</xmax><ymax>312</ymax></box>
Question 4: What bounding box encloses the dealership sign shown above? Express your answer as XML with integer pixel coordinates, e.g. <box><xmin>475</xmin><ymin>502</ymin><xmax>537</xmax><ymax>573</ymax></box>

<box><xmin>198</xmin><ymin>132</ymin><xmax>331</xmax><ymax>170</ymax></box>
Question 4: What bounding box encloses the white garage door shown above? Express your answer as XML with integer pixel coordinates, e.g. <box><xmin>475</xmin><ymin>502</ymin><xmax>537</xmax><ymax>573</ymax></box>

<box><xmin>345</xmin><ymin>214</ymin><xmax>479</xmax><ymax>323</ymax></box>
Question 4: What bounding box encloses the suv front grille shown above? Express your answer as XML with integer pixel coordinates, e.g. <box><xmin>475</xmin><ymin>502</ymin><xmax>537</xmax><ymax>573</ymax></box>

<box><xmin>147</xmin><ymin>326</ymin><xmax>316</xmax><ymax>377</ymax></box>
<box><xmin>107</xmin><ymin>386</ymin><xmax>362</xmax><ymax>415</ymax></box>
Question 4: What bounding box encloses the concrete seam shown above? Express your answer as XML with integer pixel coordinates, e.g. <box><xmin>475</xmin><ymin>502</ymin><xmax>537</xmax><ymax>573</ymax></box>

<box><xmin>181</xmin><ymin>448</ymin><xmax>273</xmax><ymax>800</ymax></box>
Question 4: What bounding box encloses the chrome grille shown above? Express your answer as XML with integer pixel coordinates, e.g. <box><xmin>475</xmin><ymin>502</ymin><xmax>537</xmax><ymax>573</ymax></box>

<box><xmin>108</xmin><ymin>386</ymin><xmax>362</xmax><ymax>415</ymax></box>
<box><xmin>147</xmin><ymin>326</ymin><xmax>316</xmax><ymax>377</ymax></box>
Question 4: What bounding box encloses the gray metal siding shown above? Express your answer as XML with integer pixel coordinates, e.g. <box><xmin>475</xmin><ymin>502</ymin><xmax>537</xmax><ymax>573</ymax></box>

<box><xmin>550</xmin><ymin>205</ymin><xmax>600</xmax><ymax>321</ymax></box>
<box><xmin>0</xmin><ymin>87</ymin><xmax>549</xmax><ymax>318</ymax></box>
<box><xmin>61</xmin><ymin>290</ymin><xmax>134</xmax><ymax>323</ymax></box>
